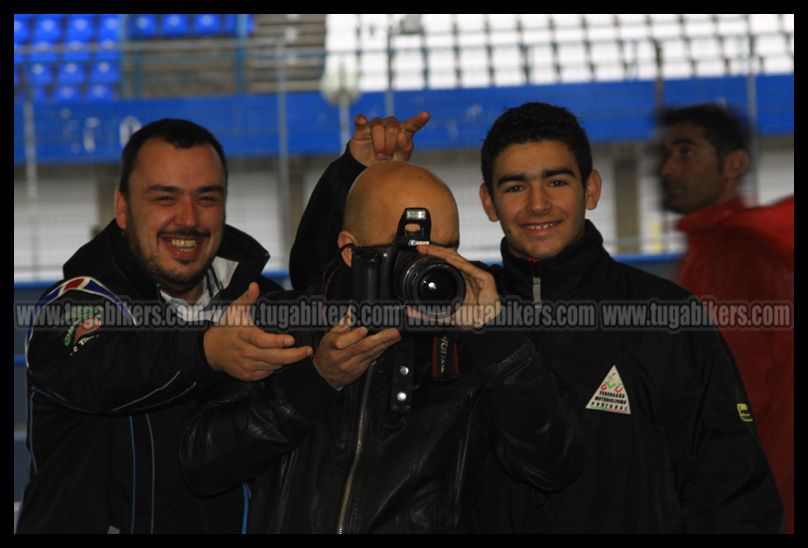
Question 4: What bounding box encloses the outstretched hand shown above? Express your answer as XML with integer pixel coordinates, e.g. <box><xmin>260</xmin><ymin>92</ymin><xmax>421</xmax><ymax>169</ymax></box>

<box><xmin>203</xmin><ymin>282</ymin><xmax>314</xmax><ymax>382</ymax></box>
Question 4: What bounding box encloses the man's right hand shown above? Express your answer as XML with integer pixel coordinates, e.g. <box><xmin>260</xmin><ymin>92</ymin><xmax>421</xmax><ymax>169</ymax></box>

<box><xmin>203</xmin><ymin>282</ymin><xmax>313</xmax><ymax>382</ymax></box>
<box><xmin>313</xmin><ymin>312</ymin><xmax>401</xmax><ymax>389</ymax></box>
<box><xmin>348</xmin><ymin>111</ymin><xmax>431</xmax><ymax>166</ymax></box>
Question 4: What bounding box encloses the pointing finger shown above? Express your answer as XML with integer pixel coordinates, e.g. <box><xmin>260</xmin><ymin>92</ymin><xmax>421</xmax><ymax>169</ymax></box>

<box><xmin>404</xmin><ymin>111</ymin><xmax>431</xmax><ymax>134</ymax></box>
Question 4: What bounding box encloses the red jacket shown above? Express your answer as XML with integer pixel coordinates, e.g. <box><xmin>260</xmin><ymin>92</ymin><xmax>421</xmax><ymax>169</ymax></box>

<box><xmin>677</xmin><ymin>196</ymin><xmax>794</xmax><ymax>532</ymax></box>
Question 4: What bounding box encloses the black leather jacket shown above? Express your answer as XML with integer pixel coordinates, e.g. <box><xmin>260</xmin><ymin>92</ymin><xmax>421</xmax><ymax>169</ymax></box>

<box><xmin>179</xmin><ymin>264</ymin><xmax>584</xmax><ymax>532</ymax></box>
<box><xmin>18</xmin><ymin>220</ymin><xmax>279</xmax><ymax>533</ymax></box>
<box><xmin>473</xmin><ymin>222</ymin><xmax>784</xmax><ymax>532</ymax></box>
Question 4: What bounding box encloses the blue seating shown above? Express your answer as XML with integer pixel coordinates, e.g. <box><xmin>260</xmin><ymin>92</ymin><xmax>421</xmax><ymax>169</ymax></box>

<box><xmin>162</xmin><ymin>14</ymin><xmax>190</xmax><ymax>38</ymax></box>
<box><xmin>223</xmin><ymin>14</ymin><xmax>235</xmax><ymax>34</ymax></box>
<box><xmin>14</xmin><ymin>42</ymin><xmax>25</xmax><ymax>65</ymax></box>
<box><xmin>96</xmin><ymin>39</ymin><xmax>122</xmax><ymax>62</ymax></box>
<box><xmin>131</xmin><ymin>14</ymin><xmax>158</xmax><ymax>39</ymax></box>
<box><xmin>98</xmin><ymin>14</ymin><xmax>122</xmax><ymax>41</ymax></box>
<box><xmin>63</xmin><ymin>40</ymin><xmax>92</xmax><ymax>63</ymax></box>
<box><xmin>31</xmin><ymin>85</ymin><xmax>50</xmax><ymax>103</ymax></box>
<box><xmin>54</xmin><ymin>84</ymin><xmax>81</xmax><ymax>102</ymax></box>
<box><xmin>29</xmin><ymin>41</ymin><xmax>59</xmax><ymax>64</ymax></box>
<box><xmin>85</xmin><ymin>83</ymin><xmax>116</xmax><ymax>101</ymax></box>
<box><xmin>89</xmin><ymin>61</ymin><xmax>120</xmax><ymax>85</ymax></box>
<box><xmin>57</xmin><ymin>62</ymin><xmax>86</xmax><ymax>86</ymax></box>
<box><xmin>28</xmin><ymin>63</ymin><xmax>53</xmax><ymax>87</ymax></box>
<box><xmin>66</xmin><ymin>14</ymin><xmax>96</xmax><ymax>42</ymax></box>
<box><xmin>33</xmin><ymin>15</ymin><xmax>63</xmax><ymax>44</ymax></box>
<box><xmin>194</xmin><ymin>14</ymin><xmax>221</xmax><ymax>36</ymax></box>
<box><xmin>14</xmin><ymin>16</ymin><xmax>30</xmax><ymax>44</ymax></box>
<box><xmin>223</xmin><ymin>14</ymin><xmax>254</xmax><ymax>36</ymax></box>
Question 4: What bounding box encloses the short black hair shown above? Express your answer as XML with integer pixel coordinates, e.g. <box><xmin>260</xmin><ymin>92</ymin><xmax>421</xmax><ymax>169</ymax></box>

<box><xmin>118</xmin><ymin>118</ymin><xmax>228</xmax><ymax>193</ymax></box>
<box><xmin>481</xmin><ymin>102</ymin><xmax>592</xmax><ymax>195</ymax></box>
<box><xmin>658</xmin><ymin>103</ymin><xmax>750</xmax><ymax>161</ymax></box>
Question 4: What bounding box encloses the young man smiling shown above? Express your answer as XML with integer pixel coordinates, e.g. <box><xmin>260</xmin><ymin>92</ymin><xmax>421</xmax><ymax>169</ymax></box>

<box><xmin>18</xmin><ymin>119</ymin><xmax>311</xmax><ymax>533</ymax></box>
<box><xmin>291</xmin><ymin>103</ymin><xmax>784</xmax><ymax>532</ymax></box>
<box><xmin>480</xmin><ymin>140</ymin><xmax>601</xmax><ymax>261</ymax></box>
<box><xmin>471</xmin><ymin>102</ymin><xmax>783</xmax><ymax>532</ymax></box>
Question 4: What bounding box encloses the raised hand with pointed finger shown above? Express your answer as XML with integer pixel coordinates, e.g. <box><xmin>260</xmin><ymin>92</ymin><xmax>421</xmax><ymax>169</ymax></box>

<box><xmin>348</xmin><ymin>111</ymin><xmax>431</xmax><ymax>166</ymax></box>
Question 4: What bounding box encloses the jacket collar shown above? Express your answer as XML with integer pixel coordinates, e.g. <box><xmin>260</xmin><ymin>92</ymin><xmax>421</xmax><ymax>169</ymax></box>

<box><xmin>676</xmin><ymin>197</ymin><xmax>746</xmax><ymax>236</ymax></box>
<box><xmin>499</xmin><ymin>219</ymin><xmax>608</xmax><ymax>300</ymax></box>
<box><xmin>63</xmin><ymin>220</ymin><xmax>270</xmax><ymax>301</ymax></box>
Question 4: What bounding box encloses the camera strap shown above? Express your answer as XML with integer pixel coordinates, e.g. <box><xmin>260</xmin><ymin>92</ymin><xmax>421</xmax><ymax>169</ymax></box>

<box><xmin>432</xmin><ymin>334</ymin><xmax>460</xmax><ymax>381</ymax></box>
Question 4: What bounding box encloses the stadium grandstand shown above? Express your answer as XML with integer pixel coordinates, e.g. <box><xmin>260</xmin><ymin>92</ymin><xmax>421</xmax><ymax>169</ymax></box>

<box><xmin>13</xmin><ymin>14</ymin><xmax>794</xmax><ymax>529</ymax></box>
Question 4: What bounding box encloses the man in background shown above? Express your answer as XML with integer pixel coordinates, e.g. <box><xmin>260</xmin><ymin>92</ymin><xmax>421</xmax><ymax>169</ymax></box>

<box><xmin>658</xmin><ymin>103</ymin><xmax>794</xmax><ymax>532</ymax></box>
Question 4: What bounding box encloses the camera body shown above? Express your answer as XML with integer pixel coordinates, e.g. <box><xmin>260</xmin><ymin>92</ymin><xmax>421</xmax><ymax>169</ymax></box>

<box><xmin>350</xmin><ymin>208</ymin><xmax>465</xmax><ymax>326</ymax></box>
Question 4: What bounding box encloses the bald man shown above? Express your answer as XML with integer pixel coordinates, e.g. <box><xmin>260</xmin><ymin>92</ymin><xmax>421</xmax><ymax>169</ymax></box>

<box><xmin>180</xmin><ymin>159</ymin><xmax>584</xmax><ymax>533</ymax></box>
<box><xmin>339</xmin><ymin>161</ymin><xmax>459</xmax><ymax>256</ymax></box>
<box><xmin>289</xmin><ymin>112</ymin><xmax>431</xmax><ymax>291</ymax></box>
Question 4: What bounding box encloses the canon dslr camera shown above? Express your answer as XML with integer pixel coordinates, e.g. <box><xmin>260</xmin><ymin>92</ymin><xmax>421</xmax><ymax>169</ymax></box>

<box><xmin>350</xmin><ymin>208</ymin><xmax>466</xmax><ymax>328</ymax></box>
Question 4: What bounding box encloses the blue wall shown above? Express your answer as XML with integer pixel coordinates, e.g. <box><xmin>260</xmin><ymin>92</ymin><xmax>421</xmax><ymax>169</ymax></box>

<box><xmin>14</xmin><ymin>74</ymin><xmax>793</xmax><ymax>165</ymax></box>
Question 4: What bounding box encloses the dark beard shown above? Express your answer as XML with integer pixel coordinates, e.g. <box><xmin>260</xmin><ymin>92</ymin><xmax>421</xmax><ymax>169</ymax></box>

<box><xmin>122</xmin><ymin>224</ymin><xmax>212</xmax><ymax>296</ymax></box>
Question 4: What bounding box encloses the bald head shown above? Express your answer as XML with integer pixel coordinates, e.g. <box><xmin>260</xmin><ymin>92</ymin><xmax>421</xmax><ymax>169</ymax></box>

<box><xmin>343</xmin><ymin>161</ymin><xmax>460</xmax><ymax>247</ymax></box>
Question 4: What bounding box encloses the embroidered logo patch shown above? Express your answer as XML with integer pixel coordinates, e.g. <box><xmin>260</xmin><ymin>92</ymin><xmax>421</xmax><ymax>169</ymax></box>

<box><xmin>63</xmin><ymin>305</ymin><xmax>104</xmax><ymax>347</ymax></box>
<box><xmin>737</xmin><ymin>403</ymin><xmax>754</xmax><ymax>423</ymax></box>
<box><xmin>586</xmin><ymin>365</ymin><xmax>631</xmax><ymax>415</ymax></box>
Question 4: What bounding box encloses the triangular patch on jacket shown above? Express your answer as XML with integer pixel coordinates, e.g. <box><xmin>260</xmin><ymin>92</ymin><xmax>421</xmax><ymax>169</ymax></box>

<box><xmin>585</xmin><ymin>365</ymin><xmax>631</xmax><ymax>415</ymax></box>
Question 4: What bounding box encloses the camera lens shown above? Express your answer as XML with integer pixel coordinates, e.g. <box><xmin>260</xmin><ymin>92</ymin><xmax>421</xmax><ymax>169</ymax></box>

<box><xmin>418</xmin><ymin>268</ymin><xmax>460</xmax><ymax>302</ymax></box>
<box><xmin>397</xmin><ymin>256</ymin><xmax>465</xmax><ymax>317</ymax></box>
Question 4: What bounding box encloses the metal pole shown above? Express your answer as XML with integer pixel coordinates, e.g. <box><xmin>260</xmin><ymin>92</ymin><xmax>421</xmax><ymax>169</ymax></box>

<box><xmin>653</xmin><ymin>39</ymin><xmax>664</xmax><ymax>108</ymax></box>
<box><xmin>236</xmin><ymin>14</ymin><xmax>247</xmax><ymax>94</ymax></box>
<box><xmin>337</xmin><ymin>60</ymin><xmax>351</xmax><ymax>147</ymax></box>
<box><xmin>385</xmin><ymin>23</ymin><xmax>394</xmax><ymax>116</ymax></box>
<box><xmin>22</xmin><ymin>95</ymin><xmax>41</xmax><ymax>278</ymax></box>
<box><xmin>339</xmin><ymin>95</ymin><xmax>350</xmax><ymax>149</ymax></box>
<box><xmin>652</xmin><ymin>38</ymin><xmax>673</xmax><ymax>253</ymax></box>
<box><xmin>276</xmin><ymin>41</ymin><xmax>292</xmax><ymax>261</ymax></box>
<box><xmin>746</xmin><ymin>34</ymin><xmax>760</xmax><ymax>205</ymax></box>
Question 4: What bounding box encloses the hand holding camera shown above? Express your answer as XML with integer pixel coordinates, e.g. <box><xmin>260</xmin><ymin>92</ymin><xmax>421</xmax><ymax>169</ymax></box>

<box><xmin>350</xmin><ymin>208</ymin><xmax>468</xmax><ymax>328</ymax></box>
<box><xmin>349</xmin><ymin>208</ymin><xmax>499</xmax><ymax>330</ymax></box>
<box><xmin>411</xmin><ymin>244</ymin><xmax>502</xmax><ymax>330</ymax></box>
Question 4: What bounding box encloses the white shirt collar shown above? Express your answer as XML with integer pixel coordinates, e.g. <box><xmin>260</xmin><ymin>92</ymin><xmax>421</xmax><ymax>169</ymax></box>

<box><xmin>159</xmin><ymin>257</ymin><xmax>240</xmax><ymax>322</ymax></box>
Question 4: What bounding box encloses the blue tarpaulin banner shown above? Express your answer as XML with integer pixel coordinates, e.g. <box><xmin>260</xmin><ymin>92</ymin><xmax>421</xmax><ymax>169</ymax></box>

<box><xmin>13</xmin><ymin>74</ymin><xmax>793</xmax><ymax>165</ymax></box>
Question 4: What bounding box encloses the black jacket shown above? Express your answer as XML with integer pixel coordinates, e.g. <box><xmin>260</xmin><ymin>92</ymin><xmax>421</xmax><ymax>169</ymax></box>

<box><xmin>17</xmin><ymin>220</ymin><xmax>280</xmax><ymax>533</ymax></box>
<box><xmin>289</xmin><ymin>148</ymin><xmax>365</xmax><ymax>292</ymax></box>
<box><xmin>287</xmin><ymin>152</ymin><xmax>784</xmax><ymax>533</ymax></box>
<box><xmin>474</xmin><ymin>222</ymin><xmax>784</xmax><ymax>532</ymax></box>
<box><xmin>179</xmin><ymin>264</ymin><xmax>584</xmax><ymax>533</ymax></box>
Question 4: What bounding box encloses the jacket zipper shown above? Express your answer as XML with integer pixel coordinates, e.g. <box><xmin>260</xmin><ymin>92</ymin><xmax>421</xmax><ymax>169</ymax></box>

<box><xmin>532</xmin><ymin>274</ymin><xmax>542</xmax><ymax>305</ymax></box>
<box><xmin>336</xmin><ymin>363</ymin><xmax>375</xmax><ymax>534</ymax></box>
